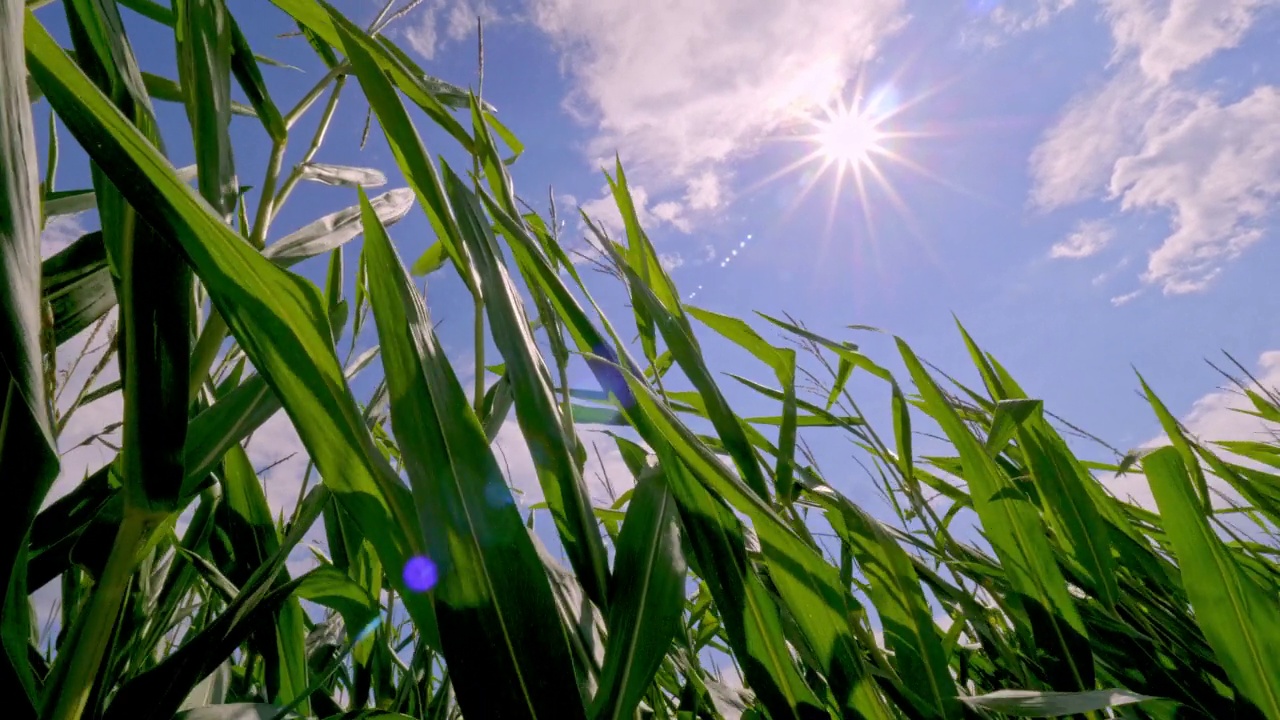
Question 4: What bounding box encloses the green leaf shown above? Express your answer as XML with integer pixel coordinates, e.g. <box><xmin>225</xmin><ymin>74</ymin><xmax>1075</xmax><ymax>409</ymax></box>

<box><xmin>956</xmin><ymin>326</ymin><xmax>1120</xmax><ymax>610</ymax></box>
<box><xmin>359</xmin><ymin>188</ymin><xmax>587</xmax><ymax>719</ymax></box>
<box><xmin>268</xmin><ymin>0</ymin><xmax>477</xmax><ymax>148</ymax></box>
<box><xmin>897</xmin><ymin>338</ymin><xmax>1094</xmax><ymax>691</ymax></box>
<box><xmin>985</xmin><ymin>399</ymin><xmax>1041</xmax><ymax>456</ymax></box>
<box><xmin>442</xmin><ymin>156</ymin><xmax>611</xmax><ymax>611</ymax></box>
<box><xmin>175</xmin><ymin>0</ymin><xmax>237</xmax><ymax>218</ymax></box>
<box><xmin>227</xmin><ymin>11</ymin><xmax>286</xmax><ymax>141</ymax></box>
<box><xmin>409</xmin><ymin>240</ymin><xmax>448</xmax><ymax>276</ymax></box>
<box><xmin>1</xmin><ymin>1</ymin><xmax>60</xmax><ymax>710</ymax></box>
<box><xmin>590</xmin><ymin>470</ymin><xmax>686</xmax><ymax>720</ymax></box>
<box><xmin>28</xmin><ymin>6</ymin><xmax>439</xmax><ymax>667</ymax></box>
<box><xmin>1142</xmin><ymin>447</ymin><xmax>1280</xmax><ymax>717</ymax></box>
<box><xmin>610</xmin><ymin>249</ymin><xmax>890</xmax><ymax>718</ymax></box>
<box><xmin>43</xmin><ymin>187</ymin><xmax>96</xmax><ymax>216</ymax></box>
<box><xmin>40</xmin><ymin>230</ymin><xmax>115</xmax><ymax>347</ymax></box>
<box><xmin>141</xmin><ymin>70</ymin><xmax>258</xmax><ymax>117</ymax></box>
<box><xmin>685</xmin><ymin>306</ymin><xmax>799</xmax><ymax>499</ymax></box>
<box><xmin>293</xmin><ymin>565</ymin><xmax>379</xmax><ymax>644</ymax></box>
<box><xmin>332</xmin><ymin>16</ymin><xmax>478</xmax><ymax>297</ymax></box>
<box><xmin>217</xmin><ymin>444</ymin><xmax>310</xmax><ymax>712</ymax></box>
<box><xmin>1140</xmin><ymin>374</ymin><xmax>1213</xmax><ymax>510</ymax></box>
<box><xmin>817</xmin><ymin>488</ymin><xmax>961</xmax><ymax>720</ymax></box>
<box><xmin>104</xmin><ymin>487</ymin><xmax>325</xmax><ymax>720</ymax></box>
<box><xmin>479</xmin><ymin>187</ymin><xmax>833</xmax><ymax>719</ymax></box>
<box><xmin>826</xmin><ymin>356</ymin><xmax>853</xmax><ymax>411</ymax></box>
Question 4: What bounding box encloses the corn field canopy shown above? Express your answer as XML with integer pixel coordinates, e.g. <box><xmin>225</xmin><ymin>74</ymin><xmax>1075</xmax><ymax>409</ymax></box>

<box><xmin>3</xmin><ymin>1</ymin><xmax>1280</xmax><ymax>720</ymax></box>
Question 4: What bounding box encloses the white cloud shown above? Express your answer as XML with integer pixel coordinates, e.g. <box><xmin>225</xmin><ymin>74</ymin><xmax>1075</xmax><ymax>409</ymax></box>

<box><xmin>1110</xmin><ymin>85</ymin><xmax>1280</xmax><ymax>293</ymax></box>
<box><xmin>1029</xmin><ymin>0</ymin><xmax>1280</xmax><ymax>295</ymax></box>
<box><xmin>531</xmin><ymin>0</ymin><xmax>906</xmax><ymax>187</ymax></box>
<box><xmin>401</xmin><ymin>0</ymin><xmax>500</xmax><ymax>61</ymax></box>
<box><xmin>579</xmin><ymin>184</ymin><xmax>693</xmax><ymax>237</ymax></box>
<box><xmin>1103</xmin><ymin>0</ymin><xmax>1278</xmax><ymax>84</ymax></box>
<box><xmin>1050</xmin><ymin>218</ymin><xmax>1114</xmax><ymax>259</ymax></box>
<box><xmin>684</xmin><ymin>170</ymin><xmax>725</xmax><ymax>211</ymax></box>
<box><xmin>1176</xmin><ymin>352</ymin><xmax>1280</xmax><ymax>444</ymax></box>
<box><xmin>244</xmin><ymin>409</ymin><xmax>315</xmax><ymax>519</ymax></box>
<box><xmin>990</xmin><ymin>0</ymin><xmax>1079</xmax><ymax>35</ymax></box>
<box><xmin>659</xmin><ymin>253</ymin><xmax>684</xmax><ymax>271</ymax></box>
<box><xmin>1029</xmin><ymin>69</ymin><xmax>1179</xmax><ymax>210</ymax></box>
<box><xmin>1110</xmin><ymin>288</ymin><xmax>1143</xmax><ymax>305</ymax></box>
<box><xmin>41</xmin><ymin>213</ymin><xmax>88</xmax><ymax>258</ymax></box>
<box><xmin>446</xmin><ymin>0</ymin><xmax>499</xmax><ymax>42</ymax></box>
<box><xmin>402</xmin><ymin>1</ymin><xmax>444</xmax><ymax>60</ymax></box>
<box><xmin>492</xmin><ymin>418</ymin><xmax>638</xmax><ymax>506</ymax></box>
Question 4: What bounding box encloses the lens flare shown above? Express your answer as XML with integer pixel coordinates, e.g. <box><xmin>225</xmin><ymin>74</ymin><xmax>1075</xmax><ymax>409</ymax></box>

<box><xmin>403</xmin><ymin>555</ymin><xmax>438</xmax><ymax>593</ymax></box>
<box><xmin>353</xmin><ymin>615</ymin><xmax>383</xmax><ymax>644</ymax></box>
<box><xmin>813</xmin><ymin>105</ymin><xmax>883</xmax><ymax>169</ymax></box>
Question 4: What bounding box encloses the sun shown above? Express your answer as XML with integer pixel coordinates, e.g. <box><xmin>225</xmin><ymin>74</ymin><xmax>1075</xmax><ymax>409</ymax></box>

<box><xmin>812</xmin><ymin>103</ymin><xmax>884</xmax><ymax>169</ymax></box>
<box><xmin>745</xmin><ymin>81</ymin><xmax>955</xmax><ymax>239</ymax></box>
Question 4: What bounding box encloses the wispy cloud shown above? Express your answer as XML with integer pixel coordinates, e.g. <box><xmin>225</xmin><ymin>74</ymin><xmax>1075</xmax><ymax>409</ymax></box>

<box><xmin>1112</xmin><ymin>86</ymin><xmax>1280</xmax><ymax>293</ymax></box>
<box><xmin>400</xmin><ymin>0</ymin><xmax>497</xmax><ymax>61</ymax></box>
<box><xmin>531</xmin><ymin>0</ymin><xmax>906</xmax><ymax>218</ymax></box>
<box><xmin>1103</xmin><ymin>0</ymin><xmax>1275</xmax><ymax>83</ymax></box>
<box><xmin>579</xmin><ymin>183</ymin><xmax>692</xmax><ymax>237</ymax></box>
<box><xmin>1029</xmin><ymin>0</ymin><xmax>1280</xmax><ymax>295</ymax></box>
<box><xmin>968</xmin><ymin>0</ymin><xmax>1078</xmax><ymax>45</ymax></box>
<box><xmin>1050</xmin><ymin>218</ymin><xmax>1114</xmax><ymax>259</ymax></box>
<box><xmin>1110</xmin><ymin>289</ymin><xmax>1143</xmax><ymax>306</ymax></box>
<box><xmin>40</xmin><ymin>213</ymin><xmax>89</xmax><ymax>258</ymax></box>
<box><xmin>244</xmin><ymin>409</ymin><xmax>315</xmax><ymax>519</ymax></box>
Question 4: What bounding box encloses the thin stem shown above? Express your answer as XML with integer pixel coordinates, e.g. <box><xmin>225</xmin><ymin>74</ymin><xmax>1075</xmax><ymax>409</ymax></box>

<box><xmin>367</xmin><ymin>0</ymin><xmax>397</xmax><ymax>33</ymax></box>
<box><xmin>249</xmin><ymin>141</ymin><xmax>287</xmax><ymax>250</ymax></box>
<box><xmin>284</xmin><ymin>61</ymin><xmax>349</xmax><ymax>131</ymax></box>
<box><xmin>473</xmin><ymin>298</ymin><xmax>485</xmax><ymax>414</ymax></box>
<box><xmin>187</xmin><ymin>312</ymin><xmax>228</xmax><ymax>406</ymax></box>
<box><xmin>42</xmin><ymin>509</ymin><xmax>158</xmax><ymax>720</ymax></box>
<box><xmin>273</xmin><ymin>77</ymin><xmax>347</xmax><ymax>213</ymax></box>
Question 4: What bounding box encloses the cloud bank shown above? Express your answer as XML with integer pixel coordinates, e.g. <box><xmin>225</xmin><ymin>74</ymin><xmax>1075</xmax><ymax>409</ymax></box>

<box><xmin>1031</xmin><ymin>0</ymin><xmax>1280</xmax><ymax>295</ymax></box>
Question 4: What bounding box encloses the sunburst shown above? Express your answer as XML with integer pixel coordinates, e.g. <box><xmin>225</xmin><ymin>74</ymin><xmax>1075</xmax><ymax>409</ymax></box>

<box><xmin>810</xmin><ymin>98</ymin><xmax>886</xmax><ymax>170</ymax></box>
<box><xmin>739</xmin><ymin>76</ymin><xmax>959</xmax><ymax>276</ymax></box>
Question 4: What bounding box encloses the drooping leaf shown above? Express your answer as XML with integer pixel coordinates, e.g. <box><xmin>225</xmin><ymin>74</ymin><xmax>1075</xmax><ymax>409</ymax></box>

<box><xmin>263</xmin><ymin>187</ymin><xmax>414</xmax><ymax>268</ymax></box>
<box><xmin>959</xmin><ymin>688</ymin><xmax>1161</xmax><ymax>717</ymax></box>
<box><xmin>298</xmin><ymin>162</ymin><xmax>387</xmax><ymax>188</ymax></box>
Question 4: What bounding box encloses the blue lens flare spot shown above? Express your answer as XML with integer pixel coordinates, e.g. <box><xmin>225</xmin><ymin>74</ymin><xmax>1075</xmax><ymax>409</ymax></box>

<box><xmin>587</xmin><ymin>342</ymin><xmax>637</xmax><ymax>410</ymax></box>
<box><xmin>354</xmin><ymin>615</ymin><xmax>383</xmax><ymax>644</ymax></box>
<box><xmin>403</xmin><ymin>555</ymin><xmax>438</xmax><ymax>593</ymax></box>
<box><xmin>485</xmin><ymin>480</ymin><xmax>515</xmax><ymax>509</ymax></box>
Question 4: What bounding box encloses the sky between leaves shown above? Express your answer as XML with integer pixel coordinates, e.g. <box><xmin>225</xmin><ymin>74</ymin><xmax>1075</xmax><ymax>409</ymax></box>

<box><xmin>34</xmin><ymin>0</ymin><xmax>1280</xmax><ymax>596</ymax></box>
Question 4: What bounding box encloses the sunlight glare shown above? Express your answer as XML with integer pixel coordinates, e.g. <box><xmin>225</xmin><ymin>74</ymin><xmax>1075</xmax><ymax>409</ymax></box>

<box><xmin>814</xmin><ymin>107</ymin><xmax>883</xmax><ymax>168</ymax></box>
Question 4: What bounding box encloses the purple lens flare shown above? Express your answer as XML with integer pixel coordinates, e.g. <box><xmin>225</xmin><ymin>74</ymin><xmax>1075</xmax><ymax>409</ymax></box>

<box><xmin>403</xmin><ymin>555</ymin><xmax>439</xmax><ymax>593</ymax></box>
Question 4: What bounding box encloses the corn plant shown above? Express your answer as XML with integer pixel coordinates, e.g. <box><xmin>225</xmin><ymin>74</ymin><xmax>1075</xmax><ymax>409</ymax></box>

<box><xmin>3</xmin><ymin>1</ymin><xmax>1280</xmax><ymax>719</ymax></box>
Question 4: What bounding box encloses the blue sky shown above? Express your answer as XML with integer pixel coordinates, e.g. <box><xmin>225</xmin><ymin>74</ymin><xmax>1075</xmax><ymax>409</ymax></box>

<box><xmin>377</xmin><ymin>0</ymin><xmax>1280</xmax><ymax>457</ymax></box>
<box><xmin>33</xmin><ymin>0</ymin><xmax>1280</xmax><ymax>589</ymax></box>
<box><xmin>373</xmin><ymin>0</ymin><xmax>1280</xmax><ymax>504</ymax></box>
